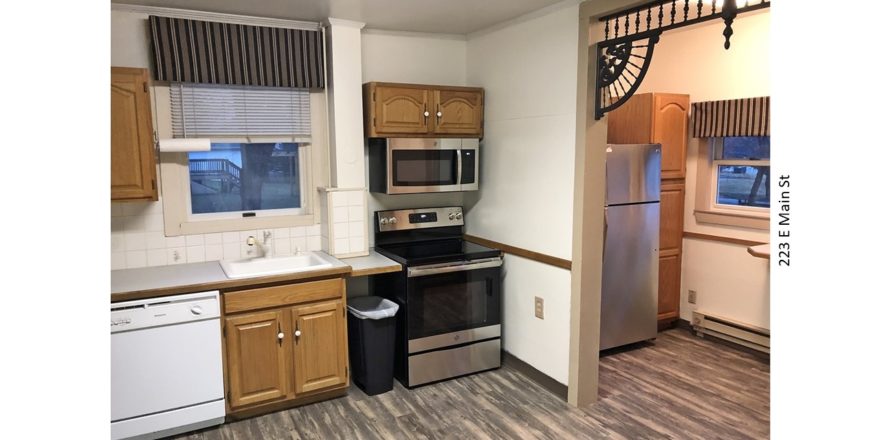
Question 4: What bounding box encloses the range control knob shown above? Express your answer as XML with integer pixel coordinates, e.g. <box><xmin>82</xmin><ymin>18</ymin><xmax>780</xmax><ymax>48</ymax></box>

<box><xmin>455</xmin><ymin>212</ymin><xmax>463</xmax><ymax>220</ymax></box>
<box><xmin>448</xmin><ymin>212</ymin><xmax>455</xmax><ymax>220</ymax></box>
<box><xmin>389</xmin><ymin>217</ymin><xmax>398</xmax><ymax>224</ymax></box>
<box><xmin>379</xmin><ymin>218</ymin><xmax>388</xmax><ymax>225</ymax></box>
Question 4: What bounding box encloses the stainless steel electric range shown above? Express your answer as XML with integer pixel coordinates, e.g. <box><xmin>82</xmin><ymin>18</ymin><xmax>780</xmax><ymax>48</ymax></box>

<box><xmin>372</xmin><ymin>206</ymin><xmax>502</xmax><ymax>388</ymax></box>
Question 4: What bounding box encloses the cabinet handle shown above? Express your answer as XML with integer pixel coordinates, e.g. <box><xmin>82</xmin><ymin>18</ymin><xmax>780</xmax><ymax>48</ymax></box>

<box><xmin>424</xmin><ymin>105</ymin><xmax>429</xmax><ymax>122</ymax></box>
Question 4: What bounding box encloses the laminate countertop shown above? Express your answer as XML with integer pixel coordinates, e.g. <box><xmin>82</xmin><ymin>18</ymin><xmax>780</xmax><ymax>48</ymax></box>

<box><xmin>111</xmin><ymin>249</ymin><xmax>401</xmax><ymax>303</ymax></box>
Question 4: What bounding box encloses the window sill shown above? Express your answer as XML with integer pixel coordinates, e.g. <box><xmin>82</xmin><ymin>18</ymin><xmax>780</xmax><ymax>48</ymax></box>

<box><xmin>694</xmin><ymin>209</ymin><xmax>769</xmax><ymax>230</ymax></box>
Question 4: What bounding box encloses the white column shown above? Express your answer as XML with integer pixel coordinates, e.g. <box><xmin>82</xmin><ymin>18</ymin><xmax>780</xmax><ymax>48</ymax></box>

<box><xmin>324</xmin><ymin>18</ymin><xmax>366</xmax><ymax>189</ymax></box>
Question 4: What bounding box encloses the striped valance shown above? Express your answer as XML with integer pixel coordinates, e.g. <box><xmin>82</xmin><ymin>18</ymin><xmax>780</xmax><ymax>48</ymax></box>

<box><xmin>691</xmin><ymin>96</ymin><xmax>770</xmax><ymax>138</ymax></box>
<box><xmin>148</xmin><ymin>16</ymin><xmax>324</xmax><ymax>89</ymax></box>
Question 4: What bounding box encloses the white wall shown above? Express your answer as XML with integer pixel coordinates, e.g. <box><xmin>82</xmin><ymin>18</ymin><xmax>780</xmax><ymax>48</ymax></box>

<box><xmin>464</xmin><ymin>3</ymin><xmax>580</xmax><ymax>384</ymax></box>
<box><xmin>638</xmin><ymin>10</ymin><xmax>771</xmax><ymax>328</ymax></box>
<box><xmin>360</xmin><ymin>30</ymin><xmax>468</xmax><ymax>244</ymax></box>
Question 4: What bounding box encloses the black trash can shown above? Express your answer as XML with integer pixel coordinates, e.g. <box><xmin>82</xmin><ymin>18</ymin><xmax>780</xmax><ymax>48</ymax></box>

<box><xmin>347</xmin><ymin>296</ymin><xmax>399</xmax><ymax>396</ymax></box>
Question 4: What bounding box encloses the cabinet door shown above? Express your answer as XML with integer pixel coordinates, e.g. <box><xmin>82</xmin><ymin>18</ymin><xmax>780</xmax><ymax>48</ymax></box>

<box><xmin>659</xmin><ymin>181</ymin><xmax>685</xmax><ymax>252</ymax></box>
<box><xmin>606</xmin><ymin>93</ymin><xmax>653</xmax><ymax>144</ymax></box>
<box><xmin>225</xmin><ymin>310</ymin><xmax>288</xmax><ymax>409</ymax></box>
<box><xmin>652</xmin><ymin>94</ymin><xmax>689</xmax><ymax>180</ymax></box>
<box><xmin>433</xmin><ymin>89</ymin><xmax>483</xmax><ymax>136</ymax></box>
<box><xmin>372</xmin><ymin>85</ymin><xmax>431</xmax><ymax>135</ymax></box>
<box><xmin>111</xmin><ymin>67</ymin><xmax>157</xmax><ymax>201</ymax></box>
<box><xmin>290</xmin><ymin>300</ymin><xmax>348</xmax><ymax>394</ymax></box>
<box><xmin>658</xmin><ymin>253</ymin><xmax>682</xmax><ymax>321</ymax></box>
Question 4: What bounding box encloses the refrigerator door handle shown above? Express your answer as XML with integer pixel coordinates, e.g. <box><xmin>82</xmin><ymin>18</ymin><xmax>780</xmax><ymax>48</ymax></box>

<box><xmin>602</xmin><ymin>207</ymin><xmax>608</xmax><ymax>261</ymax></box>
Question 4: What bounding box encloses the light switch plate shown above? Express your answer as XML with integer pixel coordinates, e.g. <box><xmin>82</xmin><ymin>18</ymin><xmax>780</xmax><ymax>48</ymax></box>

<box><xmin>535</xmin><ymin>296</ymin><xmax>544</xmax><ymax>319</ymax></box>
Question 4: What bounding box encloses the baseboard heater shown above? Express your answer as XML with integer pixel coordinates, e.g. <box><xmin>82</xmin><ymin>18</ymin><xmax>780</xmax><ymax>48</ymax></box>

<box><xmin>691</xmin><ymin>311</ymin><xmax>770</xmax><ymax>354</ymax></box>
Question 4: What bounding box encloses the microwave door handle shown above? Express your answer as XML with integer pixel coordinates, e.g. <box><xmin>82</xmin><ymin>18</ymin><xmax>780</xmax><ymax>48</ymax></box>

<box><xmin>456</xmin><ymin>149</ymin><xmax>463</xmax><ymax>188</ymax></box>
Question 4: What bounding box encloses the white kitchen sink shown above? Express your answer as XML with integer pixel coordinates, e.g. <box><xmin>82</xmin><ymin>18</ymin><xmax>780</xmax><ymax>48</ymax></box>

<box><xmin>219</xmin><ymin>252</ymin><xmax>334</xmax><ymax>279</ymax></box>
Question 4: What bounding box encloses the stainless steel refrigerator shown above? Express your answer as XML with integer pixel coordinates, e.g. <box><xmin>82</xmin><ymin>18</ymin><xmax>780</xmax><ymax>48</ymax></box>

<box><xmin>600</xmin><ymin>144</ymin><xmax>661</xmax><ymax>351</ymax></box>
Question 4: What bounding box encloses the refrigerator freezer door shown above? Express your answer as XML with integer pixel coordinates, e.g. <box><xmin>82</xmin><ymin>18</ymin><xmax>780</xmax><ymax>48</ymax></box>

<box><xmin>606</xmin><ymin>144</ymin><xmax>661</xmax><ymax>205</ymax></box>
<box><xmin>600</xmin><ymin>202</ymin><xmax>659</xmax><ymax>350</ymax></box>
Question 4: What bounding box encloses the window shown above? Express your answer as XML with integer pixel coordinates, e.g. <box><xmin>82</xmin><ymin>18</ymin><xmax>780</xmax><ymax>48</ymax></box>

<box><xmin>712</xmin><ymin>136</ymin><xmax>770</xmax><ymax>209</ymax></box>
<box><xmin>188</xmin><ymin>142</ymin><xmax>304</xmax><ymax>217</ymax></box>
<box><xmin>694</xmin><ymin>136</ymin><xmax>771</xmax><ymax>229</ymax></box>
<box><xmin>157</xmin><ymin>84</ymin><xmax>328</xmax><ymax>236</ymax></box>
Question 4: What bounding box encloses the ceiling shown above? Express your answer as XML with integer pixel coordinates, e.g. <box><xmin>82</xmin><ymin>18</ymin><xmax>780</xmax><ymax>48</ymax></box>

<box><xmin>112</xmin><ymin>0</ymin><xmax>568</xmax><ymax>35</ymax></box>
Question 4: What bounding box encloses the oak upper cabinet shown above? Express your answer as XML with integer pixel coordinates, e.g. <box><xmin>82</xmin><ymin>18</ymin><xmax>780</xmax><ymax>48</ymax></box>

<box><xmin>371</xmin><ymin>84</ymin><xmax>431</xmax><ymax>135</ymax></box>
<box><xmin>221</xmin><ymin>278</ymin><xmax>348</xmax><ymax>418</ymax></box>
<box><xmin>432</xmin><ymin>89</ymin><xmax>483</xmax><ymax>135</ymax></box>
<box><xmin>364</xmin><ymin>82</ymin><xmax>484</xmax><ymax>138</ymax></box>
<box><xmin>111</xmin><ymin>67</ymin><xmax>157</xmax><ymax>201</ymax></box>
<box><xmin>225</xmin><ymin>310</ymin><xmax>289</xmax><ymax>408</ymax></box>
<box><xmin>291</xmin><ymin>300</ymin><xmax>348</xmax><ymax>394</ymax></box>
<box><xmin>607</xmin><ymin>93</ymin><xmax>689</xmax><ymax>180</ymax></box>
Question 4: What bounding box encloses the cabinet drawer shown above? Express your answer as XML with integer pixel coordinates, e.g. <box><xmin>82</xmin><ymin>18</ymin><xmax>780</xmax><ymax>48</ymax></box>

<box><xmin>224</xmin><ymin>278</ymin><xmax>344</xmax><ymax>314</ymax></box>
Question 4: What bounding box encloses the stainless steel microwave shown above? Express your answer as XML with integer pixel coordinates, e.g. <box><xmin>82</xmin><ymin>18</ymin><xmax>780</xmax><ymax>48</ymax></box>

<box><xmin>368</xmin><ymin>138</ymin><xmax>479</xmax><ymax>194</ymax></box>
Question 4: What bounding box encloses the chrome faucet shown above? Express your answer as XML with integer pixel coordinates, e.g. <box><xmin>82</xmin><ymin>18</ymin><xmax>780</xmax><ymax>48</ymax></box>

<box><xmin>246</xmin><ymin>231</ymin><xmax>274</xmax><ymax>258</ymax></box>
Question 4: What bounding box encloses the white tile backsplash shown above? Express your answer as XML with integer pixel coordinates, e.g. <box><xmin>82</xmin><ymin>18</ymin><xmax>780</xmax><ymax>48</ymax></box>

<box><xmin>125</xmin><ymin>250</ymin><xmax>147</xmax><ymax>268</ymax></box>
<box><xmin>321</xmin><ymin>188</ymin><xmax>368</xmax><ymax>258</ymax></box>
<box><xmin>185</xmin><ymin>234</ymin><xmax>204</xmax><ymax>246</ymax></box>
<box><xmin>124</xmin><ymin>232</ymin><xmax>146</xmax><ymax>251</ymax></box>
<box><xmin>111</xmin><ymin>199</ymin><xmax>324</xmax><ymax>269</ymax></box>
<box><xmin>146</xmin><ymin>249</ymin><xmax>167</xmax><ymax>266</ymax></box>
<box><xmin>186</xmin><ymin>245</ymin><xmax>205</xmax><ymax>263</ymax></box>
<box><xmin>166</xmin><ymin>247</ymin><xmax>186</xmax><ymax>264</ymax></box>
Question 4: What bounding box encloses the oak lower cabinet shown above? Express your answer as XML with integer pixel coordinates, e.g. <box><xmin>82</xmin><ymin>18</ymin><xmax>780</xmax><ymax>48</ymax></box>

<box><xmin>291</xmin><ymin>301</ymin><xmax>348</xmax><ymax>394</ymax></box>
<box><xmin>658</xmin><ymin>181</ymin><xmax>685</xmax><ymax>326</ymax></box>
<box><xmin>222</xmin><ymin>278</ymin><xmax>349</xmax><ymax>418</ymax></box>
<box><xmin>111</xmin><ymin>66</ymin><xmax>157</xmax><ymax>201</ymax></box>
<box><xmin>364</xmin><ymin>82</ymin><xmax>483</xmax><ymax>138</ymax></box>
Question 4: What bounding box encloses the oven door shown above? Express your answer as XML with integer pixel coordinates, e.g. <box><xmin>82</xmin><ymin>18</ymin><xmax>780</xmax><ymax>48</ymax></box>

<box><xmin>388</xmin><ymin>138</ymin><xmax>462</xmax><ymax>194</ymax></box>
<box><xmin>405</xmin><ymin>258</ymin><xmax>501</xmax><ymax>353</ymax></box>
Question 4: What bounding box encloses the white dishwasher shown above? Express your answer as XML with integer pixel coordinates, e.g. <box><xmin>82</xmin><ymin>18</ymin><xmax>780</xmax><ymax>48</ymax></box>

<box><xmin>111</xmin><ymin>291</ymin><xmax>225</xmax><ymax>440</ymax></box>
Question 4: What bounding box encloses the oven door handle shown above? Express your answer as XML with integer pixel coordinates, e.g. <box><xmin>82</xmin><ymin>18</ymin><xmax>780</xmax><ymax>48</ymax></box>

<box><xmin>407</xmin><ymin>257</ymin><xmax>502</xmax><ymax>278</ymax></box>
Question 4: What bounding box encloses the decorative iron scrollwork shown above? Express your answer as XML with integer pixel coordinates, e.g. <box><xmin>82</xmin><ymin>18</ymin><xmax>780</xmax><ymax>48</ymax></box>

<box><xmin>596</xmin><ymin>33</ymin><xmax>660</xmax><ymax>119</ymax></box>
<box><xmin>594</xmin><ymin>0</ymin><xmax>771</xmax><ymax>120</ymax></box>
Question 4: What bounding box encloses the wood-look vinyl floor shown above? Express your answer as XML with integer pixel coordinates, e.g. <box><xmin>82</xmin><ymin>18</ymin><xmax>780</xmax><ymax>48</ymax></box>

<box><xmin>176</xmin><ymin>328</ymin><xmax>769</xmax><ymax>439</ymax></box>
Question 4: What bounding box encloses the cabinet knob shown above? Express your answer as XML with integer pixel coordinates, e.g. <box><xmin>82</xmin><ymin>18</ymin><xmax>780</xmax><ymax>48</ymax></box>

<box><xmin>436</xmin><ymin>111</ymin><xmax>442</xmax><ymax>118</ymax></box>
<box><xmin>423</xmin><ymin>111</ymin><xmax>430</xmax><ymax>117</ymax></box>
<box><xmin>277</xmin><ymin>332</ymin><xmax>284</xmax><ymax>340</ymax></box>
<box><xmin>295</xmin><ymin>330</ymin><xmax>302</xmax><ymax>337</ymax></box>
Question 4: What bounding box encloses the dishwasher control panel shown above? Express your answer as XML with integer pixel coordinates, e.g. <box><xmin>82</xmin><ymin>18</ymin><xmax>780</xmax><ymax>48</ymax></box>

<box><xmin>110</xmin><ymin>291</ymin><xmax>220</xmax><ymax>333</ymax></box>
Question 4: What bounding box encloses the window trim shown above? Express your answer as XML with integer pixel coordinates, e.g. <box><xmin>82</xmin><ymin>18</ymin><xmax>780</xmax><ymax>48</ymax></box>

<box><xmin>694</xmin><ymin>137</ymin><xmax>770</xmax><ymax>230</ymax></box>
<box><xmin>154</xmin><ymin>85</ymin><xmax>328</xmax><ymax>236</ymax></box>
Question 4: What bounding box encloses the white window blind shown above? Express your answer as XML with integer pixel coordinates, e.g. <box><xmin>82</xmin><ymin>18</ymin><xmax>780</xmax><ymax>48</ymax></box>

<box><xmin>170</xmin><ymin>83</ymin><xmax>311</xmax><ymax>139</ymax></box>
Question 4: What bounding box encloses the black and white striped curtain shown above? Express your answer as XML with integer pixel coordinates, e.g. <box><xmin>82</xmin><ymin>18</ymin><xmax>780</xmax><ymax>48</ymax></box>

<box><xmin>148</xmin><ymin>16</ymin><xmax>324</xmax><ymax>89</ymax></box>
<box><xmin>691</xmin><ymin>96</ymin><xmax>770</xmax><ymax>138</ymax></box>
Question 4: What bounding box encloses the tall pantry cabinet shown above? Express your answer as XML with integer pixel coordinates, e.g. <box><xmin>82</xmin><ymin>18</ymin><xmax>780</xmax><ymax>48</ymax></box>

<box><xmin>607</xmin><ymin>92</ymin><xmax>689</xmax><ymax>328</ymax></box>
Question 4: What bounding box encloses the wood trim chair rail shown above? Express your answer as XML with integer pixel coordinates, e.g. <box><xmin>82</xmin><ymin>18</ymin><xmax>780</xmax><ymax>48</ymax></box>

<box><xmin>463</xmin><ymin>234</ymin><xmax>572</xmax><ymax>271</ymax></box>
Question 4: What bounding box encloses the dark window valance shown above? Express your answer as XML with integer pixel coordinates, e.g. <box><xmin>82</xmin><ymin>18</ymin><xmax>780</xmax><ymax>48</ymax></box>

<box><xmin>691</xmin><ymin>96</ymin><xmax>770</xmax><ymax>138</ymax></box>
<box><xmin>148</xmin><ymin>16</ymin><xmax>324</xmax><ymax>89</ymax></box>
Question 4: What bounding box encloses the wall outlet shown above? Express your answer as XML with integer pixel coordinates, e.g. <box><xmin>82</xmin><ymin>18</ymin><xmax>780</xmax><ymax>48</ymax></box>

<box><xmin>535</xmin><ymin>296</ymin><xmax>544</xmax><ymax>319</ymax></box>
<box><xmin>688</xmin><ymin>289</ymin><xmax>697</xmax><ymax>304</ymax></box>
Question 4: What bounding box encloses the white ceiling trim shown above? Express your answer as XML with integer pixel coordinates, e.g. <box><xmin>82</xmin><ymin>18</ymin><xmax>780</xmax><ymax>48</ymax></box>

<box><xmin>466</xmin><ymin>0</ymin><xmax>583</xmax><ymax>39</ymax></box>
<box><xmin>361</xmin><ymin>28</ymin><xmax>467</xmax><ymax>42</ymax></box>
<box><xmin>326</xmin><ymin>17</ymin><xmax>366</xmax><ymax>29</ymax></box>
<box><xmin>110</xmin><ymin>2</ymin><xmax>321</xmax><ymax>30</ymax></box>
